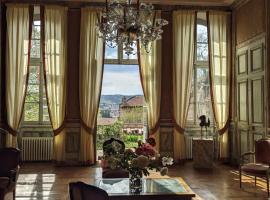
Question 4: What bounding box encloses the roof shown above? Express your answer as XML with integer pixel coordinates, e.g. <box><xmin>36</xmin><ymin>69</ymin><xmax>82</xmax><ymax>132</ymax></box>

<box><xmin>97</xmin><ymin>118</ymin><xmax>117</xmax><ymax>126</ymax></box>
<box><xmin>120</xmin><ymin>96</ymin><xmax>144</xmax><ymax>107</ymax></box>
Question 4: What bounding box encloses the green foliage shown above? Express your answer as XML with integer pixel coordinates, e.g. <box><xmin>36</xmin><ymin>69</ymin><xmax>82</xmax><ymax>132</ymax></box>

<box><xmin>120</xmin><ymin>107</ymin><xmax>144</xmax><ymax>124</ymax></box>
<box><xmin>96</xmin><ymin>120</ymin><xmax>143</xmax><ymax>150</ymax></box>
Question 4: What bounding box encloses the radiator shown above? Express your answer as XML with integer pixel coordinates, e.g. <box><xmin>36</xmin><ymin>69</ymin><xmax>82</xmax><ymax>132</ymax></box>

<box><xmin>185</xmin><ymin>136</ymin><xmax>193</xmax><ymax>159</ymax></box>
<box><xmin>21</xmin><ymin>137</ymin><xmax>53</xmax><ymax>161</ymax></box>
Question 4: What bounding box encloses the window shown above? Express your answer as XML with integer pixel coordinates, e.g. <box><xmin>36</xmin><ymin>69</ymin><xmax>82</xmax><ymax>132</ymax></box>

<box><xmin>23</xmin><ymin>7</ymin><xmax>50</xmax><ymax>124</ymax></box>
<box><xmin>96</xmin><ymin>43</ymin><xmax>146</xmax><ymax>159</ymax></box>
<box><xmin>187</xmin><ymin>12</ymin><xmax>213</xmax><ymax>126</ymax></box>
<box><xmin>105</xmin><ymin>42</ymin><xmax>138</xmax><ymax>65</ymax></box>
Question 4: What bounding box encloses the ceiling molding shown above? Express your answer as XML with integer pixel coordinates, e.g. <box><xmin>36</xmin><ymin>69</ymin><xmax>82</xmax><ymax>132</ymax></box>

<box><xmin>3</xmin><ymin>0</ymin><xmax>237</xmax><ymax>7</ymax></box>
<box><xmin>230</xmin><ymin>0</ymin><xmax>250</xmax><ymax>9</ymax></box>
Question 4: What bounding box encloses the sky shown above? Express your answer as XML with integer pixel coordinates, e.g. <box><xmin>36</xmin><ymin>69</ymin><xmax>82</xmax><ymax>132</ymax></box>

<box><xmin>101</xmin><ymin>64</ymin><xmax>143</xmax><ymax>95</ymax></box>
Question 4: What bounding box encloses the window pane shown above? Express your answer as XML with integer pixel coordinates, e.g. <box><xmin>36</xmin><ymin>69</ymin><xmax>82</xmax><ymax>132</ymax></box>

<box><xmin>27</xmin><ymin>84</ymin><xmax>39</xmax><ymax>94</ymax></box>
<box><xmin>31</xmin><ymin>39</ymin><xmax>40</xmax><ymax>58</ymax></box>
<box><xmin>43</xmin><ymin>100</ymin><xmax>50</xmax><ymax>122</ymax></box>
<box><xmin>25</xmin><ymin>92</ymin><xmax>39</xmax><ymax>103</ymax></box>
<box><xmin>196</xmin><ymin>68</ymin><xmax>211</xmax><ymax>118</ymax></box>
<box><xmin>197</xmin><ymin>43</ymin><xmax>208</xmax><ymax>61</ymax></box>
<box><xmin>123</xmin><ymin>42</ymin><xmax>137</xmax><ymax>60</ymax></box>
<box><xmin>187</xmin><ymin>103</ymin><xmax>195</xmax><ymax>122</ymax></box>
<box><xmin>105</xmin><ymin>45</ymin><xmax>118</xmax><ymax>59</ymax></box>
<box><xmin>197</xmin><ymin>24</ymin><xmax>208</xmax><ymax>43</ymax></box>
<box><xmin>24</xmin><ymin>102</ymin><xmax>39</xmax><ymax>121</ymax></box>
<box><xmin>32</xmin><ymin>25</ymin><xmax>40</xmax><ymax>39</ymax></box>
<box><xmin>29</xmin><ymin>66</ymin><xmax>40</xmax><ymax>84</ymax></box>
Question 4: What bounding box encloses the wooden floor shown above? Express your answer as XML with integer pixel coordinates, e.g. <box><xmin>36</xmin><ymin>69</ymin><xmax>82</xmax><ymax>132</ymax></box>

<box><xmin>5</xmin><ymin>161</ymin><xmax>269</xmax><ymax>200</ymax></box>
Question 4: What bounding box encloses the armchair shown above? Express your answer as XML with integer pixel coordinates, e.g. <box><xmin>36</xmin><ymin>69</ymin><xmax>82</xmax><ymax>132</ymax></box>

<box><xmin>0</xmin><ymin>148</ymin><xmax>20</xmax><ymax>200</ymax></box>
<box><xmin>69</xmin><ymin>181</ymin><xmax>109</xmax><ymax>200</ymax></box>
<box><xmin>239</xmin><ymin>138</ymin><xmax>270</xmax><ymax>196</ymax></box>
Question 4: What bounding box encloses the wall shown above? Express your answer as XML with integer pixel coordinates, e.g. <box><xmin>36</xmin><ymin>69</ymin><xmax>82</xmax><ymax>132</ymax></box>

<box><xmin>235</xmin><ymin>0</ymin><xmax>266</xmax><ymax>45</ymax></box>
<box><xmin>231</xmin><ymin>0</ymin><xmax>268</xmax><ymax>165</ymax></box>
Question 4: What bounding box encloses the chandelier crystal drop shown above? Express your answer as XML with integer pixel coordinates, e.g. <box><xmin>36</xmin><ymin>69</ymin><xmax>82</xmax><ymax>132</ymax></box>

<box><xmin>97</xmin><ymin>0</ymin><xmax>168</xmax><ymax>56</ymax></box>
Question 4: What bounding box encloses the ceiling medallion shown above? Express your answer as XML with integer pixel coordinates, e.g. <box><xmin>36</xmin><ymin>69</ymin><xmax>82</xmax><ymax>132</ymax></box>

<box><xmin>97</xmin><ymin>0</ymin><xmax>168</xmax><ymax>56</ymax></box>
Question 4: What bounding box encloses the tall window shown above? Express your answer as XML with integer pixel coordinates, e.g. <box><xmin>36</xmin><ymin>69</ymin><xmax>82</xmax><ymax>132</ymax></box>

<box><xmin>96</xmin><ymin>43</ymin><xmax>146</xmax><ymax>158</ymax></box>
<box><xmin>187</xmin><ymin>12</ymin><xmax>213</xmax><ymax>126</ymax></box>
<box><xmin>23</xmin><ymin>7</ymin><xmax>49</xmax><ymax>124</ymax></box>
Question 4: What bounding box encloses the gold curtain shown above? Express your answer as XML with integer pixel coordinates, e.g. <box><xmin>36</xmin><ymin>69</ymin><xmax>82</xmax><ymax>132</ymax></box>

<box><xmin>6</xmin><ymin>5</ymin><xmax>32</xmax><ymax>147</ymax></box>
<box><xmin>208</xmin><ymin>11</ymin><xmax>231</xmax><ymax>159</ymax></box>
<box><xmin>139</xmin><ymin>11</ymin><xmax>162</xmax><ymax>151</ymax></box>
<box><xmin>79</xmin><ymin>8</ymin><xmax>104</xmax><ymax>164</ymax></box>
<box><xmin>42</xmin><ymin>6</ymin><xmax>67</xmax><ymax>161</ymax></box>
<box><xmin>172</xmin><ymin>10</ymin><xmax>195</xmax><ymax>161</ymax></box>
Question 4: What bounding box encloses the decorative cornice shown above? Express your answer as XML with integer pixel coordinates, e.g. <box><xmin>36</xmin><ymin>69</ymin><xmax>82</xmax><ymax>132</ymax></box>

<box><xmin>230</xmin><ymin>0</ymin><xmax>250</xmax><ymax>9</ymax></box>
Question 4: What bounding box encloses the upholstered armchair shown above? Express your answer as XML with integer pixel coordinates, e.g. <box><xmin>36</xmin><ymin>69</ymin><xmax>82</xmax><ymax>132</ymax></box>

<box><xmin>101</xmin><ymin>138</ymin><xmax>129</xmax><ymax>178</ymax></box>
<box><xmin>239</xmin><ymin>138</ymin><xmax>270</xmax><ymax>196</ymax></box>
<box><xmin>69</xmin><ymin>181</ymin><xmax>109</xmax><ymax>200</ymax></box>
<box><xmin>0</xmin><ymin>148</ymin><xmax>20</xmax><ymax>200</ymax></box>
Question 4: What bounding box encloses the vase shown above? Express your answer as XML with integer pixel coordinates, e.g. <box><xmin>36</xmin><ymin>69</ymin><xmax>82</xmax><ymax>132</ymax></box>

<box><xmin>129</xmin><ymin>170</ymin><xmax>143</xmax><ymax>194</ymax></box>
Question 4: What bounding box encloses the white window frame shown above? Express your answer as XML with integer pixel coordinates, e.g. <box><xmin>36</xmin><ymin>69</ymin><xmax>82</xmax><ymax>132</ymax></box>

<box><xmin>186</xmin><ymin>14</ymin><xmax>214</xmax><ymax>127</ymax></box>
<box><xmin>22</xmin><ymin>14</ymin><xmax>50</xmax><ymax>126</ymax></box>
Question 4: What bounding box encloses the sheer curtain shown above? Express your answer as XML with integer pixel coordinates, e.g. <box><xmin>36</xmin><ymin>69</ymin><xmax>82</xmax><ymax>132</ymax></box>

<box><xmin>6</xmin><ymin>4</ymin><xmax>33</xmax><ymax>147</ymax></box>
<box><xmin>208</xmin><ymin>11</ymin><xmax>231</xmax><ymax>159</ymax></box>
<box><xmin>173</xmin><ymin>10</ymin><xmax>195</xmax><ymax>162</ymax></box>
<box><xmin>42</xmin><ymin>6</ymin><xmax>67</xmax><ymax>162</ymax></box>
<box><xmin>138</xmin><ymin>11</ymin><xmax>162</xmax><ymax>150</ymax></box>
<box><xmin>79</xmin><ymin>8</ymin><xmax>104</xmax><ymax>165</ymax></box>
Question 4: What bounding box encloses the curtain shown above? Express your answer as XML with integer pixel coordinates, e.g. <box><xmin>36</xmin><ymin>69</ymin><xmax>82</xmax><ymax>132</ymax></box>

<box><xmin>79</xmin><ymin>8</ymin><xmax>104</xmax><ymax>164</ymax></box>
<box><xmin>138</xmin><ymin>11</ymin><xmax>162</xmax><ymax>151</ymax></box>
<box><xmin>42</xmin><ymin>6</ymin><xmax>67</xmax><ymax>162</ymax></box>
<box><xmin>172</xmin><ymin>10</ymin><xmax>195</xmax><ymax>162</ymax></box>
<box><xmin>208</xmin><ymin>11</ymin><xmax>231</xmax><ymax>159</ymax></box>
<box><xmin>5</xmin><ymin>5</ymin><xmax>33</xmax><ymax>147</ymax></box>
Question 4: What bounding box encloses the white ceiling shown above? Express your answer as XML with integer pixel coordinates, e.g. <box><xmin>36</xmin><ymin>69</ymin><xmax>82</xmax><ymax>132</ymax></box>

<box><xmin>68</xmin><ymin>0</ymin><xmax>238</xmax><ymax>6</ymax></box>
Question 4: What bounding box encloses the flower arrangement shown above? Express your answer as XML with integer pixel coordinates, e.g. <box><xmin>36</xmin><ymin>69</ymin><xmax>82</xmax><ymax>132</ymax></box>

<box><xmin>102</xmin><ymin>137</ymin><xmax>173</xmax><ymax>192</ymax></box>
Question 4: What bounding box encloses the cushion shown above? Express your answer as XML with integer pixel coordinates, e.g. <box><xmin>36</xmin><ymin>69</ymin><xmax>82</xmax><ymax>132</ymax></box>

<box><xmin>241</xmin><ymin>163</ymin><xmax>269</xmax><ymax>175</ymax></box>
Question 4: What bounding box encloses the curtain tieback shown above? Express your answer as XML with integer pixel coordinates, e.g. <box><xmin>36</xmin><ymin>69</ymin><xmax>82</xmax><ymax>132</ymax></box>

<box><xmin>149</xmin><ymin>120</ymin><xmax>160</xmax><ymax>135</ymax></box>
<box><xmin>172</xmin><ymin>118</ymin><xmax>185</xmax><ymax>134</ymax></box>
<box><xmin>53</xmin><ymin>122</ymin><xmax>66</xmax><ymax>136</ymax></box>
<box><xmin>80</xmin><ymin>119</ymin><xmax>95</xmax><ymax>134</ymax></box>
<box><xmin>3</xmin><ymin>124</ymin><xmax>18</xmax><ymax>136</ymax></box>
<box><xmin>217</xmin><ymin>119</ymin><xmax>230</xmax><ymax>135</ymax></box>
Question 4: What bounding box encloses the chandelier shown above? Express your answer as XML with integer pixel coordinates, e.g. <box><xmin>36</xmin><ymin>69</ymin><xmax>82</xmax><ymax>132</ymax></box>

<box><xmin>97</xmin><ymin>0</ymin><xmax>168</xmax><ymax>56</ymax></box>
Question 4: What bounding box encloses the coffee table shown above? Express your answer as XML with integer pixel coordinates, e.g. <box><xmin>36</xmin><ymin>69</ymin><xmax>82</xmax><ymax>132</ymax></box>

<box><xmin>93</xmin><ymin>177</ymin><xmax>196</xmax><ymax>200</ymax></box>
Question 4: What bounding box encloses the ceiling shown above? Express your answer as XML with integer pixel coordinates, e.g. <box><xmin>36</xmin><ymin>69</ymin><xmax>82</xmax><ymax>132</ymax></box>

<box><xmin>66</xmin><ymin>0</ymin><xmax>238</xmax><ymax>6</ymax></box>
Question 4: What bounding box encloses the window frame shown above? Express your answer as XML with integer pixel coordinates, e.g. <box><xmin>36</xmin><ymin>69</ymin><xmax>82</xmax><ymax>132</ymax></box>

<box><xmin>186</xmin><ymin>13</ymin><xmax>214</xmax><ymax>127</ymax></box>
<box><xmin>22</xmin><ymin>14</ymin><xmax>50</xmax><ymax>126</ymax></box>
<box><xmin>104</xmin><ymin>43</ymin><xmax>138</xmax><ymax>65</ymax></box>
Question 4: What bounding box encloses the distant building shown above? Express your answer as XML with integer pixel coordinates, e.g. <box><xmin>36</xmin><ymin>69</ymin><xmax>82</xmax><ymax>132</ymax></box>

<box><xmin>119</xmin><ymin>96</ymin><xmax>145</xmax><ymax>135</ymax></box>
<box><xmin>97</xmin><ymin>118</ymin><xmax>117</xmax><ymax>126</ymax></box>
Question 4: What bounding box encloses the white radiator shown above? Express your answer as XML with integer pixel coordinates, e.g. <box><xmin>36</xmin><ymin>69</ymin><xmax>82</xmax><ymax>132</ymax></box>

<box><xmin>21</xmin><ymin>137</ymin><xmax>53</xmax><ymax>161</ymax></box>
<box><xmin>185</xmin><ymin>136</ymin><xmax>193</xmax><ymax>159</ymax></box>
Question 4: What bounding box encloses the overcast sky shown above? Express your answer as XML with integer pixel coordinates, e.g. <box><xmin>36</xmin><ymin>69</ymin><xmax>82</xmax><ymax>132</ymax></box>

<box><xmin>101</xmin><ymin>64</ymin><xmax>143</xmax><ymax>95</ymax></box>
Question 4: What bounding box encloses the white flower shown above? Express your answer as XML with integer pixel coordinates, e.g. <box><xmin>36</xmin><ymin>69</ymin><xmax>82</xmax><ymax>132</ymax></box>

<box><xmin>162</xmin><ymin>157</ymin><xmax>173</xmax><ymax>166</ymax></box>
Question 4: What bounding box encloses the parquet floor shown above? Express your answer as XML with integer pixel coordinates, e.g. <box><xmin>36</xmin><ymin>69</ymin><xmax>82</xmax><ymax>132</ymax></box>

<box><xmin>4</xmin><ymin>161</ymin><xmax>269</xmax><ymax>200</ymax></box>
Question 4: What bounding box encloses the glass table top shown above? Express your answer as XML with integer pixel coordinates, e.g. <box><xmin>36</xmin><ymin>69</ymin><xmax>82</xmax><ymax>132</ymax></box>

<box><xmin>94</xmin><ymin>178</ymin><xmax>193</xmax><ymax>196</ymax></box>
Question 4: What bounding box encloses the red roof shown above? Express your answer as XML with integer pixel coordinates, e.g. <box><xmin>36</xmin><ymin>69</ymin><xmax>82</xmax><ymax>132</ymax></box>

<box><xmin>97</xmin><ymin>118</ymin><xmax>117</xmax><ymax>125</ymax></box>
<box><xmin>120</xmin><ymin>96</ymin><xmax>144</xmax><ymax>107</ymax></box>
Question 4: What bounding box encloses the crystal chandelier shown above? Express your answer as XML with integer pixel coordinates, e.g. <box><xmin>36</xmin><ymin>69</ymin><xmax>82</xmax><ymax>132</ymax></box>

<box><xmin>97</xmin><ymin>0</ymin><xmax>168</xmax><ymax>56</ymax></box>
